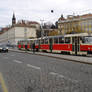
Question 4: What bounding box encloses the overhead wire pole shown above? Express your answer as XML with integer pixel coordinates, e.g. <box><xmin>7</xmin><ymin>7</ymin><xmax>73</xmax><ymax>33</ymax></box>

<box><xmin>24</xmin><ymin>27</ymin><xmax>27</xmax><ymax>40</ymax></box>
<box><xmin>40</xmin><ymin>19</ymin><xmax>44</xmax><ymax>38</ymax></box>
<box><xmin>24</xmin><ymin>25</ymin><xmax>27</xmax><ymax>51</ymax></box>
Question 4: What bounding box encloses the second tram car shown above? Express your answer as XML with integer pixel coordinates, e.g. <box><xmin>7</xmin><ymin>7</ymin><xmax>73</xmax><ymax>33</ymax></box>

<box><xmin>18</xmin><ymin>33</ymin><xmax>92</xmax><ymax>56</ymax></box>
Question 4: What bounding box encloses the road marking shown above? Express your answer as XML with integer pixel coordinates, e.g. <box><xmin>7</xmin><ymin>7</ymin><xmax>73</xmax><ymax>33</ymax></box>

<box><xmin>49</xmin><ymin>72</ymin><xmax>64</xmax><ymax>78</ymax></box>
<box><xmin>49</xmin><ymin>72</ymin><xmax>78</xmax><ymax>83</ymax></box>
<box><xmin>13</xmin><ymin>60</ymin><xmax>22</xmax><ymax>64</ymax></box>
<box><xmin>0</xmin><ymin>73</ymin><xmax>8</xmax><ymax>92</ymax></box>
<box><xmin>27</xmin><ymin>64</ymin><xmax>41</xmax><ymax>70</ymax></box>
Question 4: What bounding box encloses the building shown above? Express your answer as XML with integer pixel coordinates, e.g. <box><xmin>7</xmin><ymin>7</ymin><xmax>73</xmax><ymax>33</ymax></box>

<box><xmin>12</xmin><ymin>13</ymin><xmax>16</xmax><ymax>26</ymax></box>
<box><xmin>58</xmin><ymin>14</ymin><xmax>92</xmax><ymax>35</ymax></box>
<box><xmin>0</xmin><ymin>13</ymin><xmax>41</xmax><ymax>46</ymax></box>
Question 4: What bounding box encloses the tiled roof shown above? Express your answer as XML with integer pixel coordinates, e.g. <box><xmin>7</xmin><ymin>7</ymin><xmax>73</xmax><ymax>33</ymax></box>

<box><xmin>81</xmin><ymin>13</ymin><xmax>92</xmax><ymax>18</ymax></box>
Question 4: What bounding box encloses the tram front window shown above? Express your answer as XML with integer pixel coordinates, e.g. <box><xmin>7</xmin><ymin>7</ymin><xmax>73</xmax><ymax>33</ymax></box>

<box><xmin>82</xmin><ymin>37</ymin><xmax>92</xmax><ymax>44</ymax></box>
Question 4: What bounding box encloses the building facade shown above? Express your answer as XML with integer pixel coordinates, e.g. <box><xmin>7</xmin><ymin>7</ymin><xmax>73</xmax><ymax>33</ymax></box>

<box><xmin>0</xmin><ymin>25</ymin><xmax>37</xmax><ymax>46</ymax></box>
<box><xmin>0</xmin><ymin>13</ymin><xmax>41</xmax><ymax>46</ymax></box>
<box><xmin>58</xmin><ymin>14</ymin><xmax>92</xmax><ymax>35</ymax></box>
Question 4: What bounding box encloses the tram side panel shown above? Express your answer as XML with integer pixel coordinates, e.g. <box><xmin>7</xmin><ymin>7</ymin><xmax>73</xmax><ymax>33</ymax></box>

<box><xmin>18</xmin><ymin>44</ymin><xmax>21</xmax><ymax>50</ymax></box>
<box><xmin>52</xmin><ymin>44</ymin><xmax>72</xmax><ymax>53</ymax></box>
<box><xmin>79</xmin><ymin>36</ymin><xmax>92</xmax><ymax>55</ymax></box>
<box><xmin>80</xmin><ymin>44</ymin><xmax>92</xmax><ymax>54</ymax></box>
<box><xmin>27</xmin><ymin>44</ymin><xmax>30</xmax><ymax>50</ymax></box>
<box><xmin>40</xmin><ymin>44</ymin><xmax>49</xmax><ymax>51</ymax></box>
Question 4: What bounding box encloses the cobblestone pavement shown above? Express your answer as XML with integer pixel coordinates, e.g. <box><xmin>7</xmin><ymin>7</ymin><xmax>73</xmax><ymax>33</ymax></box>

<box><xmin>0</xmin><ymin>51</ymin><xmax>92</xmax><ymax>92</ymax></box>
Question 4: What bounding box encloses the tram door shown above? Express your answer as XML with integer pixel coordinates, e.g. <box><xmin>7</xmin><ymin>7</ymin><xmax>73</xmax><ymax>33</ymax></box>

<box><xmin>72</xmin><ymin>37</ymin><xmax>80</xmax><ymax>55</ymax></box>
<box><xmin>38</xmin><ymin>40</ymin><xmax>40</xmax><ymax>51</ymax></box>
<box><xmin>49</xmin><ymin>38</ymin><xmax>53</xmax><ymax>52</ymax></box>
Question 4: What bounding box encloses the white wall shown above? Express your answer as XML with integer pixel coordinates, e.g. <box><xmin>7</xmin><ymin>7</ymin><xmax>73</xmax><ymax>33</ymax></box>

<box><xmin>0</xmin><ymin>26</ymin><xmax>37</xmax><ymax>46</ymax></box>
<box><xmin>15</xmin><ymin>27</ymin><xmax>36</xmax><ymax>38</ymax></box>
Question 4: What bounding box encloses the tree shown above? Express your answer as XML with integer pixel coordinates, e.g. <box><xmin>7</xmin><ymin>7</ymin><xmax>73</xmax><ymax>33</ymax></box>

<box><xmin>51</xmin><ymin>24</ymin><xmax>56</xmax><ymax>29</ymax></box>
<box><xmin>48</xmin><ymin>30</ymin><xmax>59</xmax><ymax>36</ymax></box>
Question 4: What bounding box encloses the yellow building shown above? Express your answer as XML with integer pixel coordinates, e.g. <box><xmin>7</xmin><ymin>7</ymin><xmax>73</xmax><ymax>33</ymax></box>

<box><xmin>58</xmin><ymin>14</ymin><xmax>92</xmax><ymax>35</ymax></box>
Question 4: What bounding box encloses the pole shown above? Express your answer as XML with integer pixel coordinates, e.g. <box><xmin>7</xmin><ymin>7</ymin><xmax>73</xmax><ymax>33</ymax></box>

<box><xmin>40</xmin><ymin>19</ymin><xmax>44</xmax><ymax>38</ymax></box>
<box><xmin>24</xmin><ymin>27</ymin><xmax>27</xmax><ymax>51</ymax></box>
<box><xmin>24</xmin><ymin>27</ymin><xmax>27</xmax><ymax>40</ymax></box>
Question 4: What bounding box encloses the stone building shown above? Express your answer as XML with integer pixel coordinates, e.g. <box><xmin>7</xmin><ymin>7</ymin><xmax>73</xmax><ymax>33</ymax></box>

<box><xmin>58</xmin><ymin>14</ymin><xmax>92</xmax><ymax>35</ymax></box>
<box><xmin>0</xmin><ymin>13</ymin><xmax>41</xmax><ymax>46</ymax></box>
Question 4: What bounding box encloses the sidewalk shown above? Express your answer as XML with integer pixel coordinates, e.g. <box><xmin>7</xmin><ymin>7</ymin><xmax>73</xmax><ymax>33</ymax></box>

<box><xmin>9</xmin><ymin>48</ymin><xmax>92</xmax><ymax>65</ymax></box>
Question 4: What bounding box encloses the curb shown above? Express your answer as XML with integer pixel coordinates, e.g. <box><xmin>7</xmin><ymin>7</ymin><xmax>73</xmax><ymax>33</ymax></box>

<box><xmin>9</xmin><ymin>49</ymin><xmax>92</xmax><ymax>65</ymax></box>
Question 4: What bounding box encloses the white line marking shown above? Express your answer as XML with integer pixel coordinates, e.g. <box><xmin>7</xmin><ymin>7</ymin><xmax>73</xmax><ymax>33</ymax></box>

<box><xmin>13</xmin><ymin>60</ymin><xmax>22</xmax><ymax>64</ymax></box>
<box><xmin>49</xmin><ymin>72</ymin><xmax>64</xmax><ymax>78</ymax></box>
<box><xmin>49</xmin><ymin>72</ymin><xmax>78</xmax><ymax>83</ymax></box>
<box><xmin>27</xmin><ymin>64</ymin><xmax>41</xmax><ymax>70</ymax></box>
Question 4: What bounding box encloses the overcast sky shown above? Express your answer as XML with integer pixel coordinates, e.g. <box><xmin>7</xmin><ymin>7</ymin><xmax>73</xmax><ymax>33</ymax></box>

<box><xmin>0</xmin><ymin>0</ymin><xmax>92</xmax><ymax>27</ymax></box>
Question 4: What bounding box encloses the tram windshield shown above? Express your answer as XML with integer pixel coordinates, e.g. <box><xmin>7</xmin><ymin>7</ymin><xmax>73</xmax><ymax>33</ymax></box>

<box><xmin>82</xmin><ymin>37</ymin><xmax>92</xmax><ymax>44</ymax></box>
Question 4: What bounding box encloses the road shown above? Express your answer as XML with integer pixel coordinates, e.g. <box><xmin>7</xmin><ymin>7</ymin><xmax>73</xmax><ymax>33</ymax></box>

<box><xmin>0</xmin><ymin>51</ymin><xmax>92</xmax><ymax>92</ymax></box>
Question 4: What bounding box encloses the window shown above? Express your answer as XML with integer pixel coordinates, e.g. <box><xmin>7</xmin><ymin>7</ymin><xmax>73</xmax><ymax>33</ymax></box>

<box><xmin>82</xmin><ymin>37</ymin><xmax>92</xmax><ymax>44</ymax></box>
<box><xmin>41</xmin><ymin>39</ymin><xmax>44</xmax><ymax>44</ymax></box>
<box><xmin>65</xmin><ymin>37</ymin><xmax>70</xmax><ymax>43</ymax></box>
<box><xmin>54</xmin><ymin>37</ymin><xmax>58</xmax><ymax>44</ymax></box>
<box><xmin>59</xmin><ymin>37</ymin><xmax>64</xmax><ymax>44</ymax></box>
<box><xmin>35</xmin><ymin>40</ymin><xmax>38</xmax><ymax>44</ymax></box>
<box><xmin>45</xmin><ymin>38</ymin><xmax>48</xmax><ymax>44</ymax></box>
<box><xmin>27</xmin><ymin>41</ymin><xmax>30</xmax><ymax>44</ymax></box>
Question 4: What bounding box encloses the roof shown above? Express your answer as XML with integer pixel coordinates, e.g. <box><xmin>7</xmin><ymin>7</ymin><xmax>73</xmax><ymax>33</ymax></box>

<box><xmin>28</xmin><ymin>21</ymin><xmax>40</xmax><ymax>25</ymax></box>
<box><xmin>81</xmin><ymin>13</ymin><xmax>92</xmax><ymax>18</ymax></box>
<box><xmin>12</xmin><ymin>20</ymin><xmax>40</xmax><ymax>28</ymax></box>
<box><xmin>0</xmin><ymin>27</ymin><xmax>10</xmax><ymax>35</ymax></box>
<box><xmin>58</xmin><ymin>13</ymin><xmax>92</xmax><ymax>23</ymax></box>
<box><xmin>13</xmin><ymin>23</ymin><xmax>36</xmax><ymax>28</ymax></box>
<box><xmin>65</xmin><ymin>33</ymin><xmax>90</xmax><ymax>37</ymax></box>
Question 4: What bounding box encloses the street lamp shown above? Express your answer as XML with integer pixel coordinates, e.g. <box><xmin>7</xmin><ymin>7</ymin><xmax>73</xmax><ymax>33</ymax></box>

<box><xmin>40</xmin><ymin>19</ymin><xmax>44</xmax><ymax>38</ymax></box>
<box><xmin>24</xmin><ymin>27</ymin><xmax>27</xmax><ymax>40</ymax></box>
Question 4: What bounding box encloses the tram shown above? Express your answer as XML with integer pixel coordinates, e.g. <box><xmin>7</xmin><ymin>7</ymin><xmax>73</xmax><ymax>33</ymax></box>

<box><xmin>18</xmin><ymin>33</ymin><xmax>92</xmax><ymax>55</ymax></box>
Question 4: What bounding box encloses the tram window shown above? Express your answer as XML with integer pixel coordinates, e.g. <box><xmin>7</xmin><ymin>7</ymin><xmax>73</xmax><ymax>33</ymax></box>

<box><xmin>45</xmin><ymin>38</ymin><xmax>48</xmax><ymax>44</ymax></box>
<box><xmin>35</xmin><ymin>40</ymin><xmax>38</xmax><ymax>44</ymax></box>
<box><xmin>65</xmin><ymin>37</ymin><xmax>70</xmax><ymax>43</ymax></box>
<box><xmin>38</xmin><ymin>40</ymin><xmax>41</xmax><ymax>44</ymax></box>
<box><xmin>41</xmin><ymin>39</ymin><xmax>44</xmax><ymax>44</ymax></box>
<box><xmin>81</xmin><ymin>37</ymin><xmax>85</xmax><ymax>43</ymax></box>
<box><xmin>27</xmin><ymin>41</ymin><xmax>29</xmax><ymax>44</ymax></box>
<box><xmin>59</xmin><ymin>37</ymin><xmax>64</xmax><ymax>44</ymax></box>
<box><xmin>82</xmin><ymin>37</ymin><xmax>92</xmax><ymax>44</ymax></box>
<box><xmin>54</xmin><ymin>37</ymin><xmax>58</xmax><ymax>44</ymax></box>
<box><xmin>30</xmin><ymin>41</ymin><xmax>32</xmax><ymax>45</ymax></box>
<box><xmin>18</xmin><ymin>42</ymin><xmax>19</xmax><ymax>44</ymax></box>
<box><xmin>81</xmin><ymin>37</ymin><xmax>87</xmax><ymax>43</ymax></box>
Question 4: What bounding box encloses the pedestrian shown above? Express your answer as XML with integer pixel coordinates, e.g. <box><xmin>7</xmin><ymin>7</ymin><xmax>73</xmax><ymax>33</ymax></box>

<box><xmin>32</xmin><ymin>42</ymin><xmax>35</xmax><ymax>54</ymax></box>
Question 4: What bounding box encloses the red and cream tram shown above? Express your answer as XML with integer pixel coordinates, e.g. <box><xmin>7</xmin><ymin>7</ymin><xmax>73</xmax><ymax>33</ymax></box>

<box><xmin>18</xmin><ymin>33</ymin><xmax>92</xmax><ymax>55</ymax></box>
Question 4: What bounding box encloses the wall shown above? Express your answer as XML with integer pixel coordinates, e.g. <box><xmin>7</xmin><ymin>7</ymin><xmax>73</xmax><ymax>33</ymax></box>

<box><xmin>0</xmin><ymin>26</ymin><xmax>37</xmax><ymax>46</ymax></box>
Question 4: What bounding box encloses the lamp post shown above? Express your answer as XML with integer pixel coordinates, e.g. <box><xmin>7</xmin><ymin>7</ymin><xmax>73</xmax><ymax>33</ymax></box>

<box><xmin>40</xmin><ymin>19</ymin><xmax>44</xmax><ymax>38</ymax></box>
<box><xmin>24</xmin><ymin>27</ymin><xmax>27</xmax><ymax>40</ymax></box>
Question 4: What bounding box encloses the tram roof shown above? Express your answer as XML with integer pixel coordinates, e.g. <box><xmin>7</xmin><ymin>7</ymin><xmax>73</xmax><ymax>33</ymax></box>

<box><xmin>38</xmin><ymin>33</ymin><xmax>92</xmax><ymax>39</ymax></box>
<box><xmin>65</xmin><ymin>33</ymin><xmax>92</xmax><ymax>37</ymax></box>
<box><xmin>19</xmin><ymin>38</ymin><xmax>37</xmax><ymax>42</ymax></box>
<box><xmin>38</xmin><ymin>35</ymin><xmax>64</xmax><ymax>39</ymax></box>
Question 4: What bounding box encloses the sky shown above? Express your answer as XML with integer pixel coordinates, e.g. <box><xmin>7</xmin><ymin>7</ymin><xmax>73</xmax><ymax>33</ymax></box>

<box><xmin>0</xmin><ymin>0</ymin><xmax>92</xmax><ymax>27</ymax></box>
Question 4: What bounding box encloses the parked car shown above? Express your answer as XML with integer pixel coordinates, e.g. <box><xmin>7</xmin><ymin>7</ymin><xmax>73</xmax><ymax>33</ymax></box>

<box><xmin>0</xmin><ymin>45</ymin><xmax>8</xmax><ymax>52</ymax></box>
